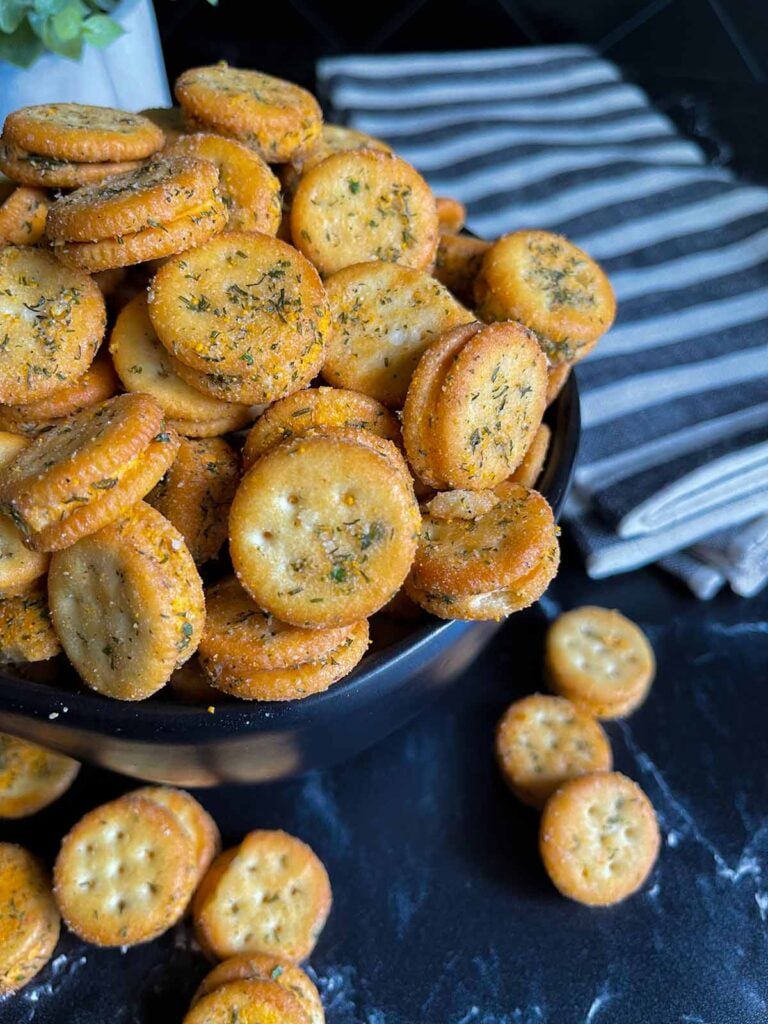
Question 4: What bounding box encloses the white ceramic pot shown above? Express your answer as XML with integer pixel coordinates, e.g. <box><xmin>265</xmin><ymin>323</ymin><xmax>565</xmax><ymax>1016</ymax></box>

<box><xmin>0</xmin><ymin>0</ymin><xmax>171</xmax><ymax>123</ymax></box>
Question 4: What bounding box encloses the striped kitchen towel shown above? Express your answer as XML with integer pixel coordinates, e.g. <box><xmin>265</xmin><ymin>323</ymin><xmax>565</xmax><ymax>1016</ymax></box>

<box><xmin>317</xmin><ymin>45</ymin><xmax>768</xmax><ymax>597</ymax></box>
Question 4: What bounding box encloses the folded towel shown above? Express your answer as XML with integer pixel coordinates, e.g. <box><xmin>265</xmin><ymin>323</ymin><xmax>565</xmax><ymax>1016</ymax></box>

<box><xmin>317</xmin><ymin>45</ymin><xmax>768</xmax><ymax>597</ymax></box>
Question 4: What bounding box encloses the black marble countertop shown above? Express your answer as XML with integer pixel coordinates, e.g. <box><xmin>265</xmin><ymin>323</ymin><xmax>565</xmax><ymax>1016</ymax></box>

<box><xmin>1</xmin><ymin>532</ymin><xmax>767</xmax><ymax>1024</ymax></box>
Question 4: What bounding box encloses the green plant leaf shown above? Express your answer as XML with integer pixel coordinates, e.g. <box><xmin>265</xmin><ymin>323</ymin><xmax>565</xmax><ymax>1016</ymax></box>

<box><xmin>31</xmin><ymin>0</ymin><xmax>70</xmax><ymax>17</ymax></box>
<box><xmin>0</xmin><ymin>19</ymin><xmax>44</xmax><ymax>66</ymax></box>
<box><xmin>81</xmin><ymin>11</ymin><xmax>121</xmax><ymax>46</ymax></box>
<box><xmin>0</xmin><ymin>0</ymin><xmax>30</xmax><ymax>35</ymax></box>
<box><xmin>52</xmin><ymin>0</ymin><xmax>87</xmax><ymax>41</ymax></box>
<box><xmin>37</xmin><ymin>16</ymin><xmax>84</xmax><ymax>58</ymax></box>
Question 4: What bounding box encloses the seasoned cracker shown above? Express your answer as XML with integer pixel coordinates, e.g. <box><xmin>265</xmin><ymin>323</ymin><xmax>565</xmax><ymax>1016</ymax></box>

<box><xmin>292</xmin><ymin>150</ymin><xmax>438</xmax><ymax>276</ymax></box>
<box><xmin>546</xmin><ymin>363</ymin><xmax>571</xmax><ymax>406</ymax></box>
<box><xmin>148</xmin><ymin>231</ymin><xmax>328</xmax><ymax>404</ymax></box>
<box><xmin>495</xmin><ymin>694</ymin><xmax>612</xmax><ymax>809</ymax></box>
<box><xmin>0</xmin><ymin>733</ymin><xmax>79</xmax><ymax>818</ymax></box>
<box><xmin>0</xmin><ymin>244</ymin><xmax>106</xmax><ymax>405</ymax></box>
<box><xmin>0</xmin><ymin>581</ymin><xmax>60</xmax><ymax>662</ymax></box>
<box><xmin>433</xmin><ymin>233</ymin><xmax>491</xmax><ymax>304</ymax></box>
<box><xmin>193</xmin><ymin>953</ymin><xmax>324</xmax><ymax>1024</ymax></box>
<box><xmin>322</xmin><ymin>261</ymin><xmax>474</xmax><ymax>407</ymax></box>
<box><xmin>48</xmin><ymin>502</ymin><xmax>204</xmax><ymax>699</ymax></box>
<box><xmin>475</xmin><ymin>230</ymin><xmax>616</xmax><ymax>365</ymax></box>
<box><xmin>132</xmin><ymin>786</ymin><xmax>220</xmax><ymax>885</ymax></box>
<box><xmin>539</xmin><ymin>772</ymin><xmax>660</xmax><ymax>905</ymax></box>
<box><xmin>424</xmin><ymin>489</ymin><xmax>500</xmax><ymax>521</ymax></box>
<box><xmin>147</xmin><ymin>436</ymin><xmax>240</xmax><ymax>564</ymax></box>
<box><xmin>0</xmin><ymin>186</ymin><xmax>48</xmax><ymax>244</ymax></box>
<box><xmin>184</xmin><ymin>979</ymin><xmax>309</xmax><ymax>1024</ymax></box>
<box><xmin>0</xmin><ymin>432</ymin><xmax>48</xmax><ymax>596</ymax></box>
<box><xmin>545</xmin><ymin>606</ymin><xmax>655</xmax><ymax>719</ymax></box>
<box><xmin>243</xmin><ymin>386</ymin><xmax>401</xmax><ymax>470</ymax></box>
<box><xmin>175</xmin><ymin>64</ymin><xmax>322</xmax><ymax>163</ymax></box>
<box><xmin>3</xmin><ymin>104</ymin><xmax>163</xmax><ymax>162</ymax></box>
<box><xmin>0</xmin><ymin>843</ymin><xmax>60</xmax><ymax>995</ymax></box>
<box><xmin>435</xmin><ymin>196</ymin><xmax>466</xmax><ymax>234</ymax></box>
<box><xmin>193</xmin><ymin>830</ymin><xmax>332</xmax><ymax>961</ymax></box>
<box><xmin>169</xmin><ymin>133</ymin><xmax>282</xmax><ymax>235</ymax></box>
<box><xmin>0</xmin><ymin>142</ymin><xmax>142</xmax><ymax>188</ymax></box>
<box><xmin>292</xmin><ymin>123</ymin><xmax>392</xmax><ymax>179</ymax></box>
<box><xmin>54</xmin><ymin>793</ymin><xmax>197</xmax><ymax>945</ymax></box>
<box><xmin>229</xmin><ymin>431</ymin><xmax>420</xmax><ymax>627</ymax></box>
<box><xmin>498</xmin><ymin>423</ymin><xmax>551</xmax><ymax>491</ymax></box>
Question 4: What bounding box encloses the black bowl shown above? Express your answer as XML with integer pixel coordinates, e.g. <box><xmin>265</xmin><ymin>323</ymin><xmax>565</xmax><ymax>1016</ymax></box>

<box><xmin>0</xmin><ymin>376</ymin><xmax>579</xmax><ymax>785</ymax></box>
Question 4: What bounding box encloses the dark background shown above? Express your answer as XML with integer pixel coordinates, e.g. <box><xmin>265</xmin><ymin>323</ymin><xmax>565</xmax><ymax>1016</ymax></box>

<box><xmin>155</xmin><ymin>0</ymin><xmax>768</xmax><ymax>184</ymax></box>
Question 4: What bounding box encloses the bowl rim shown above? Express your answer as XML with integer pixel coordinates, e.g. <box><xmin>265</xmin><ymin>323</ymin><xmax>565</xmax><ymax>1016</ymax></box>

<box><xmin>0</xmin><ymin>373</ymin><xmax>580</xmax><ymax>741</ymax></box>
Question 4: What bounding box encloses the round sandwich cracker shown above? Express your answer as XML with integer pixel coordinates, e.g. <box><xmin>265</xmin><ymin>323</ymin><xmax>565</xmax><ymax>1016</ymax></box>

<box><xmin>433</xmin><ymin>233</ymin><xmax>491</xmax><ymax>305</ymax></box>
<box><xmin>192</xmin><ymin>829</ymin><xmax>332</xmax><ymax>962</ymax></box>
<box><xmin>48</xmin><ymin>502</ymin><xmax>204</xmax><ymax>700</ymax></box>
<box><xmin>435</xmin><ymin>196</ymin><xmax>466</xmax><ymax>234</ymax></box>
<box><xmin>0</xmin><ymin>581</ymin><xmax>61</xmax><ymax>663</ymax></box>
<box><xmin>322</xmin><ymin>261</ymin><xmax>474</xmax><ymax>408</ymax></box>
<box><xmin>0</xmin><ymin>142</ymin><xmax>142</xmax><ymax>189</ymax></box>
<box><xmin>229</xmin><ymin>431</ymin><xmax>420</xmax><ymax>627</ymax></box>
<box><xmin>0</xmin><ymin>432</ymin><xmax>48</xmax><ymax>596</ymax></box>
<box><xmin>0</xmin><ymin>733</ymin><xmax>79</xmax><ymax>818</ymax></box>
<box><xmin>291</xmin><ymin>150</ymin><xmax>438</xmax><ymax>276</ymax></box>
<box><xmin>0</xmin><ymin>843</ymin><xmax>60</xmax><ymax>995</ymax></box>
<box><xmin>0</xmin><ymin>185</ymin><xmax>49</xmax><ymax>245</ymax></box>
<box><xmin>193</xmin><ymin>953</ymin><xmax>324</xmax><ymax>1024</ymax></box>
<box><xmin>183</xmin><ymin>979</ymin><xmax>309</xmax><ymax>1024</ymax></box>
<box><xmin>3</xmin><ymin>103</ymin><xmax>163</xmax><ymax>162</ymax></box>
<box><xmin>0</xmin><ymin>244</ymin><xmax>106</xmax><ymax>405</ymax></box>
<box><xmin>131</xmin><ymin>786</ymin><xmax>221</xmax><ymax>886</ymax></box>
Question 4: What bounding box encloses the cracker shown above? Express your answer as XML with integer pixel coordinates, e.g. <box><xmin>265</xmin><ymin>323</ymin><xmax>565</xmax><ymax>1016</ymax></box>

<box><xmin>229</xmin><ymin>431</ymin><xmax>420</xmax><ymax>627</ymax></box>
<box><xmin>183</xmin><ymin>979</ymin><xmax>309</xmax><ymax>1024</ymax></box>
<box><xmin>545</xmin><ymin>606</ymin><xmax>656</xmax><ymax>719</ymax></box>
<box><xmin>175</xmin><ymin>64</ymin><xmax>322</xmax><ymax>163</ymax></box>
<box><xmin>0</xmin><ymin>354</ymin><xmax>119</xmax><ymax>438</ymax></box>
<box><xmin>495</xmin><ymin>694</ymin><xmax>612</xmax><ymax>809</ymax></box>
<box><xmin>498</xmin><ymin>423</ymin><xmax>551</xmax><ymax>491</ymax></box>
<box><xmin>0</xmin><ymin>733</ymin><xmax>79</xmax><ymax>818</ymax></box>
<box><xmin>48</xmin><ymin>502</ymin><xmax>205</xmax><ymax>700</ymax></box>
<box><xmin>546</xmin><ymin>363</ymin><xmax>571</xmax><ymax>406</ymax></box>
<box><xmin>192</xmin><ymin>829</ymin><xmax>332</xmax><ymax>962</ymax></box>
<box><xmin>147</xmin><ymin>436</ymin><xmax>240</xmax><ymax>564</ymax></box>
<box><xmin>46</xmin><ymin>156</ymin><xmax>220</xmax><ymax>243</ymax></box>
<box><xmin>243</xmin><ymin>386</ymin><xmax>401</xmax><ymax>470</ymax></box>
<box><xmin>433</xmin><ymin>234</ymin><xmax>491</xmax><ymax>304</ymax></box>
<box><xmin>0</xmin><ymin>843</ymin><xmax>60</xmax><ymax>995</ymax></box>
<box><xmin>193</xmin><ymin>953</ymin><xmax>324</xmax><ymax>1024</ymax></box>
<box><xmin>0</xmin><ymin>142</ymin><xmax>143</xmax><ymax>188</ymax></box>
<box><xmin>0</xmin><ymin>244</ymin><xmax>106</xmax><ymax>405</ymax></box>
<box><xmin>291</xmin><ymin>150</ymin><xmax>438</xmax><ymax>276</ymax></box>
<box><xmin>424</xmin><ymin>489</ymin><xmax>500</xmax><ymax>521</ymax></box>
<box><xmin>51</xmin><ymin>197</ymin><xmax>227</xmax><ymax>272</ymax></box>
<box><xmin>53</xmin><ymin>793</ymin><xmax>197</xmax><ymax>945</ymax></box>
<box><xmin>322</xmin><ymin>261</ymin><xmax>474</xmax><ymax>407</ymax></box>
<box><xmin>0</xmin><ymin>394</ymin><xmax>179</xmax><ymax>551</ymax></box>
<box><xmin>435</xmin><ymin>196</ymin><xmax>466</xmax><ymax>234</ymax></box>
<box><xmin>148</xmin><ymin>231</ymin><xmax>328</xmax><ymax>404</ymax></box>
<box><xmin>427</xmin><ymin>321</ymin><xmax>548</xmax><ymax>489</ymax></box>
<box><xmin>110</xmin><ymin>293</ymin><xmax>252</xmax><ymax>430</ymax></box>
<box><xmin>291</xmin><ymin>122</ymin><xmax>392</xmax><ymax>179</ymax></box>
<box><xmin>3</xmin><ymin>104</ymin><xmax>163</xmax><ymax>162</ymax></box>
<box><xmin>539</xmin><ymin>772</ymin><xmax>660</xmax><ymax>905</ymax></box>
<box><xmin>131</xmin><ymin>786</ymin><xmax>220</xmax><ymax>885</ymax></box>
<box><xmin>168</xmin><ymin>133</ymin><xmax>282</xmax><ymax>235</ymax></box>
<box><xmin>0</xmin><ymin>581</ymin><xmax>61</xmax><ymax>662</ymax></box>
<box><xmin>0</xmin><ymin>186</ymin><xmax>49</xmax><ymax>244</ymax></box>
<box><xmin>474</xmin><ymin>230</ymin><xmax>616</xmax><ymax>365</ymax></box>
<box><xmin>0</xmin><ymin>432</ymin><xmax>48</xmax><ymax>596</ymax></box>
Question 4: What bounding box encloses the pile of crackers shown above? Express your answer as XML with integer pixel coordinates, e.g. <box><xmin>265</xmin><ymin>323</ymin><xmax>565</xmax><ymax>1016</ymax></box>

<box><xmin>0</xmin><ymin>63</ymin><xmax>614</xmax><ymax>706</ymax></box>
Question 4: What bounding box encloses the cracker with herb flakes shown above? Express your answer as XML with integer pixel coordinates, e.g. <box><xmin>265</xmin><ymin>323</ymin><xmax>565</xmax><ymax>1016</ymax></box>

<box><xmin>193</xmin><ymin>953</ymin><xmax>324</xmax><ymax>1024</ymax></box>
<box><xmin>0</xmin><ymin>142</ymin><xmax>143</xmax><ymax>189</ymax></box>
<box><xmin>0</xmin><ymin>394</ymin><xmax>179</xmax><ymax>552</ymax></box>
<box><xmin>474</xmin><ymin>230</ymin><xmax>616</xmax><ymax>366</ymax></box>
<box><xmin>243</xmin><ymin>385</ymin><xmax>401</xmax><ymax>470</ymax></box>
<box><xmin>500</xmin><ymin>423</ymin><xmax>551</xmax><ymax>491</ymax></box>
<box><xmin>435</xmin><ymin>196</ymin><xmax>466</xmax><ymax>234</ymax></box>
<box><xmin>175</xmin><ymin>64</ymin><xmax>322</xmax><ymax>164</ymax></box>
<box><xmin>540</xmin><ymin>772</ymin><xmax>660</xmax><ymax>906</ymax></box>
<box><xmin>546</xmin><ymin>362</ymin><xmax>571</xmax><ymax>406</ymax></box>
<box><xmin>545</xmin><ymin>606</ymin><xmax>656</xmax><ymax>719</ymax></box>
<box><xmin>229</xmin><ymin>430</ymin><xmax>420</xmax><ymax>628</ymax></box>
<box><xmin>292</xmin><ymin>123</ymin><xmax>392</xmax><ymax>177</ymax></box>
<box><xmin>168</xmin><ymin>134</ymin><xmax>282</xmax><ymax>235</ymax></box>
<box><xmin>131</xmin><ymin>786</ymin><xmax>221</xmax><ymax>887</ymax></box>
<box><xmin>0</xmin><ymin>354</ymin><xmax>118</xmax><ymax>438</ymax></box>
<box><xmin>147</xmin><ymin>436</ymin><xmax>240</xmax><ymax>565</ymax></box>
<box><xmin>433</xmin><ymin>233</ymin><xmax>491</xmax><ymax>305</ymax></box>
<box><xmin>0</xmin><ymin>245</ymin><xmax>106</xmax><ymax>405</ymax></box>
<box><xmin>109</xmin><ymin>294</ymin><xmax>252</xmax><ymax>434</ymax></box>
<box><xmin>184</xmin><ymin>979</ymin><xmax>310</xmax><ymax>1024</ymax></box>
<box><xmin>148</xmin><ymin>231</ymin><xmax>329</xmax><ymax>405</ymax></box>
<box><xmin>3</xmin><ymin>104</ymin><xmax>163</xmax><ymax>163</ymax></box>
<box><xmin>322</xmin><ymin>261</ymin><xmax>474</xmax><ymax>408</ymax></box>
<box><xmin>495</xmin><ymin>694</ymin><xmax>612</xmax><ymax>810</ymax></box>
<box><xmin>0</xmin><ymin>843</ymin><xmax>60</xmax><ymax>995</ymax></box>
<box><xmin>53</xmin><ymin>793</ymin><xmax>197</xmax><ymax>946</ymax></box>
<box><xmin>291</xmin><ymin>150</ymin><xmax>438</xmax><ymax>276</ymax></box>
<box><xmin>0</xmin><ymin>185</ymin><xmax>49</xmax><ymax>245</ymax></box>
<box><xmin>0</xmin><ymin>581</ymin><xmax>61</xmax><ymax>663</ymax></box>
<box><xmin>192</xmin><ymin>829</ymin><xmax>332</xmax><ymax>962</ymax></box>
<box><xmin>46</xmin><ymin>157</ymin><xmax>219</xmax><ymax>243</ymax></box>
<box><xmin>405</xmin><ymin>483</ymin><xmax>559</xmax><ymax>621</ymax></box>
<box><xmin>0</xmin><ymin>433</ymin><xmax>48</xmax><ymax>598</ymax></box>
<box><xmin>0</xmin><ymin>733</ymin><xmax>79</xmax><ymax>819</ymax></box>
<box><xmin>426</xmin><ymin>321</ymin><xmax>547</xmax><ymax>490</ymax></box>
<box><xmin>48</xmin><ymin>502</ymin><xmax>204</xmax><ymax>700</ymax></box>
